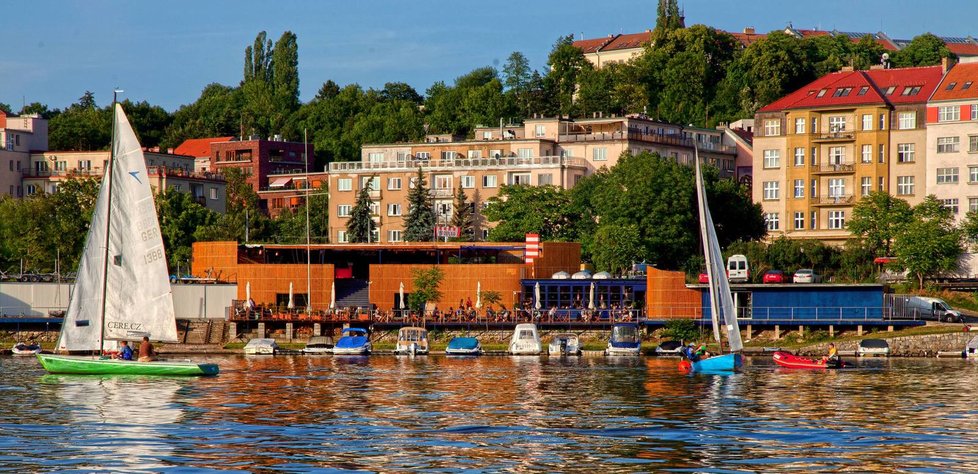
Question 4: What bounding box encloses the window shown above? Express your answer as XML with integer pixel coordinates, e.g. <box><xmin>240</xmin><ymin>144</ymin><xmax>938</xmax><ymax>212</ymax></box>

<box><xmin>337</xmin><ymin>230</ymin><xmax>348</xmax><ymax>243</ymax></box>
<box><xmin>794</xmin><ymin>179</ymin><xmax>804</xmax><ymax>198</ymax></box>
<box><xmin>396</xmin><ymin>151</ymin><xmax>408</xmax><ymax>162</ymax></box>
<box><xmin>78</xmin><ymin>160</ymin><xmax>91</xmax><ymax>170</ymax></box>
<box><xmin>828</xmin><ymin>146</ymin><xmax>845</xmax><ymax>164</ymax></box>
<box><xmin>764</xmin><ymin>119</ymin><xmax>781</xmax><ymax>136</ymax></box>
<box><xmin>209</xmin><ymin>187</ymin><xmax>218</xmax><ymax>200</ymax></box>
<box><xmin>884</xmin><ymin>86</ymin><xmax>896</xmax><ymax>96</ymax></box>
<box><xmin>829</xmin><ymin>116</ymin><xmax>846</xmax><ymax>132</ymax></box>
<box><xmin>415</xmin><ymin>152</ymin><xmax>431</xmax><ymax>160</ymax></box>
<box><xmin>897</xmin><ymin>176</ymin><xmax>914</xmax><ymax>195</ymax></box>
<box><xmin>461</xmin><ymin>176</ymin><xmax>475</xmax><ymax>188</ymax></box>
<box><xmin>537</xmin><ymin>174</ymin><xmax>553</xmax><ymax>185</ymax></box>
<box><xmin>971</xmin><ymin>166</ymin><xmax>978</xmax><ymax>183</ymax></box>
<box><xmin>433</xmin><ymin>174</ymin><xmax>453</xmax><ymax>191</ymax></box>
<box><xmin>388</xmin><ymin>177</ymin><xmax>402</xmax><ymax>190</ymax></box>
<box><xmin>409</xmin><ymin>177</ymin><xmax>418</xmax><ymax>189</ymax></box>
<box><xmin>489</xmin><ymin>149</ymin><xmax>502</xmax><ymax>159</ymax></box>
<box><xmin>482</xmin><ymin>131</ymin><xmax>493</xmax><ymax>140</ymax></box>
<box><xmin>337</xmin><ymin>178</ymin><xmax>352</xmax><ymax>191</ymax></box>
<box><xmin>902</xmin><ymin>86</ymin><xmax>922</xmax><ymax>96</ymax></box>
<box><xmin>816</xmin><ymin>89</ymin><xmax>827</xmax><ymax>98</ymax></box>
<box><xmin>794</xmin><ymin>147</ymin><xmax>805</xmax><ymax>166</ymax></box>
<box><xmin>361</xmin><ymin>176</ymin><xmax>380</xmax><ymax>192</ymax></box>
<box><xmin>510</xmin><ymin>173</ymin><xmax>531</xmax><ymax>185</ymax></box>
<box><xmin>861</xmin><ymin>177</ymin><xmax>872</xmax><ymax>196</ymax></box>
<box><xmin>387</xmin><ymin>203</ymin><xmax>401</xmax><ymax>216</ymax></box>
<box><xmin>26</xmin><ymin>184</ymin><xmax>36</xmax><ymax>196</ymax></box>
<box><xmin>368</xmin><ymin>152</ymin><xmax>384</xmax><ymax>163</ymax></box>
<box><xmin>534</xmin><ymin>125</ymin><xmax>546</xmax><ymax>137</ymax></box>
<box><xmin>337</xmin><ymin>205</ymin><xmax>352</xmax><ymax>217</ymax></box>
<box><xmin>764</xmin><ymin>213</ymin><xmax>780</xmax><ymax>231</ymax></box>
<box><xmin>811</xmin><ymin>211</ymin><xmax>818</xmax><ymax>230</ymax></box>
<box><xmin>898</xmin><ymin>112</ymin><xmax>916</xmax><ymax>130</ymax></box>
<box><xmin>467</xmin><ymin>150</ymin><xmax>482</xmax><ymax>159</ymax></box>
<box><xmin>937</xmin><ymin>167</ymin><xmax>959</xmax><ymax>184</ymax></box>
<box><xmin>858</xmin><ymin>86</ymin><xmax>869</xmax><ymax>95</ymax></box>
<box><xmin>763</xmin><ymin>181</ymin><xmax>779</xmax><ymax>200</ymax></box>
<box><xmin>862</xmin><ymin>144</ymin><xmax>872</xmax><ymax>163</ymax></box>
<box><xmin>810</xmin><ymin>147</ymin><xmax>817</xmax><ymax>166</ymax></box>
<box><xmin>763</xmin><ymin>150</ymin><xmax>780</xmax><ymax>168</ymax></box>
<box><xmin>481</xmin><ymin>229</ymin><xmax>490</xmax><ymax>240</ymax></box>
<box><xmin>517</xmin><ymin>148</ymin><xmax>533</xmax><ymax>158</ymax></box>
<box><xmin>971</xmin><ymin>135</ymin><xmax>978</xmax><ymax>153</ymax></box>
<box><xmin>832</xmin><ymin>87</ymin><xmax>852</xmax><ymax>97</ymax></box>
<box><xmin>828</xmin><ymin>178</ymin><xmax>845</xmax><ymax>198</ymax></box>
<box><xmin>862</xmin><ymin>114</ymin><xmax>872</xmax><ymax>131</ymax></box>
<box><xmin>879</xmin><ymin>176</ymin><xmax>885</xmax><ymax>191</ymax></box>
<box><xmin>939</xmin><ymin>105</ymin><xmax>960</xmax><ymax>122</ymax></box>
<box><xmin>795</xmin><ymin>118</ymin><xmax>805</xmax><ymax>134</ymax></box>
<box><xmin>878</xmin><ymin>144</ymin><xmax>885</xmax><ymax>163</ymax></box>
<box><xmin>896</xmin><ymin>143</ymin><xmax>915</xmax><ymax>163</ymax></box>
<box><xmin>879</xmin><ymin>114</ymin><xmax>886</xmax><ymax>130</ymax></box>
<box><xmin>946</xmin><ymin>82</ymin><xmax>958</xmax><ymax>91</ymax></box>
<box><xmin>828</xmin><ymin>210</ymin><xmax>845</xmax><ymax>230</ymax></box>
<box><xmin>794</xmin><ymin>212</ymin><xmax>805</xmax><ymax>230</ymax></box>
<box><xmin>440</xmin><ymin>151</ymin><xmax>458</xmax><ymax>160</ymax></box>
<box><xmin>593</xmin><ymin>147</ymin><xmax>608</xmax><ymax>161</ymax></box>
<box><xmin>971</xmin><ymin>198</ymin><xmax>978</xmax><ymax>212</ymax></box>
<box><xmin>972</xmin><ymin>104</ymin><xmax>978</xmax><ymax>120</ymax></box>
<box><xmin>483</xmin><ymin>175</ymin><xmax>497</xmax><ymax>188</ymax></box>
<box><xmin>388</xmin><ymin>230</ymin><xmax>403</xmax><ymax>242</ymax></box>
<box><xmin>937</xmin><ymin>137</ymin><xmax>960</xmax><ymax>153</ymax></box>
<box><xmin>965</xmin><ymin>82</ymin><xmax>974</xmax><ymax>90</ymax></box>
<box><xmin>811</xmin><ymin>179</ymin><xmax>818</xmax><ymax>198</ymax></box>
<box><xmin>942</xmin><ymin>198</ymin><xmax>960</xmax><ymax>214</ymax></box>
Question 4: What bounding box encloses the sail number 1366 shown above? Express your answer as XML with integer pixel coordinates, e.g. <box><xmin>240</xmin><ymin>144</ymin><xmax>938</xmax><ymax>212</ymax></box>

<box><xmin>144</xmin><ymin>248</ymin><xmax>164</xmax><ymax>264</ymax></box>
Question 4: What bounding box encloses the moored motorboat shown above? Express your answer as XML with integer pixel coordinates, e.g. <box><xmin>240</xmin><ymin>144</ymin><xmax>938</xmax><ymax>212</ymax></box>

<box><xmin>11</xmin><ymin>342</ymin><xmax>42</xmax><ymax>356</ymax></box>
<box><xmin>509</xmin><ymin>323</ymin><xmax>541</xmax><ymax>355</ymax></box>
<box><xmin>772</xmin><ymin>351</ymin><xmax>845</xmax><ymax>369</ymax></box>
<box><xmin>395</xmin><ymin>327</ymin><xmax>429</xmax><ymax>355</ymax></box>
<box><xmin>243</xmin><ymin>338</ymin><xmax>278</xmax><ymax>355</ymax></box>
<box><xmin>445</xmin><ymin>337</ymin><xmax>482</xmax><ymax>355</ymax></box>
<box><xmin>548</xmin><ymin>333</ymin><xmax>581</xmax><ymax>356</ymax></box>
<box><xmin>606</xmin><ymin>323</ymin><xmax>641</xmax><ymax>356</ymax></box>
<box><xmin>302</xmin><ymin>336</ymin><xmax>334</xmax><ymax>354</ymax></box>
<box><xmin>333</xmin><ymin>328</ymin><xmax>371</xmax><ymax>355</ymax></box>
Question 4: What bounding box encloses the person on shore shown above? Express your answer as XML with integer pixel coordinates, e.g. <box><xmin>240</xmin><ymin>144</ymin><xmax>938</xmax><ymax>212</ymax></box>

<box><xmin>116</xmin><ymin>340</ymin><xmax>133</xmax><ymax>361</ymax></box>
<box><xmin>138</xmin><ymin>336</ymin><xmax>156</xmax><ymax>362</ymax></box>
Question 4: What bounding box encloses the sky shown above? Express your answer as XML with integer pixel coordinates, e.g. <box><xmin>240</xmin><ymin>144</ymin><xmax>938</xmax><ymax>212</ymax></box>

<box><xmin>2</xmin><ymin>0</ymin><xmax>976</xmax><ymax>113</ymax></box>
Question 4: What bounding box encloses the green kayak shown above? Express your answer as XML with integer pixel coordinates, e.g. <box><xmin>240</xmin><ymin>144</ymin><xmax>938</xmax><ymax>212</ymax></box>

<box><xmin>37</xmin><ymin>354</ymin><xmax>219</xmax><ymax>376</ymax></box>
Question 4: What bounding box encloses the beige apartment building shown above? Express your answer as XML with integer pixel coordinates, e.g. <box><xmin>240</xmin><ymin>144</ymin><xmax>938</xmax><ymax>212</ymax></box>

<box><xmin>925</xmin><ymin>59</ymin><xmax>978</xmax><ymax>221</ymax></box>
<box><xmin>325</xmin><ymin>115</ymin><xmax>739</xmax><ymax>243</ymax></box>
<box><xmin>26</xmin><ymin>151</ymin><xmax>227</xmax><ymax>213</ymax></box>
<box><xmin>753</xmin><ymin>65</ymin><xmax>944</xmax><ymax>243</ymax></box>
<box><xmin>0</xmin><ymin>112</ymin><xmax>48</xmax><ymax>198</ymax></box>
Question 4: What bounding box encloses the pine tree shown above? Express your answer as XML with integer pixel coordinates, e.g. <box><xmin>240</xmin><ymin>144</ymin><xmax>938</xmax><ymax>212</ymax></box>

<box><xmin>346</xmin><ymin>181</ymin><xmax>374</xmax><ymax>243</ymax></box>
<box><xmin>404</xmin><ymin>168</ymin><xmax>435</xmax><ymax>242</ymax></box>
<box><xmin>450</xmin><ymin>185</ymin><xmax>475</xmax><ymax>241</ymax></box>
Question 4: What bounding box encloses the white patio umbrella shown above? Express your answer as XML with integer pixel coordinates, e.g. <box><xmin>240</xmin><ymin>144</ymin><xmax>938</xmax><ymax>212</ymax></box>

<box><xmin>534</xmin><ymin>282</ymin><xmax>541</xmax><ymax>310</ymax></box>
<box><xmin>475</xmin><ymin>281</ymin><xmax>482</xmax><ymax>309</ymax></box>
<box><xmin>246</xmin><ymin>281</ymin><xmax>254</xmax><ymax>308</ymax></box>
<box><xmin>329</xmin><ymin>281</ymin><xmax>336</xmax><ymax>310</ymax></box>
<box><xmin>399</xmin><ymin>282</ymin><xmax>406</xmax><ymax>310</ymax></box>
<box><xmin>588</xmin><ymin>282</ymin><xmax>596</xmax><ymax>310</ymax></box>
<box><xmin>287</xmin><ymin>282</ymin><xmax>295</xmax><ymax>310</ymax></box>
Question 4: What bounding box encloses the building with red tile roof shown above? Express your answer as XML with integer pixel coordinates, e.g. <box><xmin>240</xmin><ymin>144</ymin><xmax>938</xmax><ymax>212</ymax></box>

<box><xmin>174</xmin><ymin>136</ymin><xmax>234</xmax><ymax>173</ymax></box>
<box><xmin>924</xmin><ymin>59</ymin><xmax>978</xmax><ymax>222</ymax></box>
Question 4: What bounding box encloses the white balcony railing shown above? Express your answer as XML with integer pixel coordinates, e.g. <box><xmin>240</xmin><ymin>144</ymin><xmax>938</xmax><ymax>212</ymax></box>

<box><xmin>329</xmin><ymin>155</ymin><xmax>587</xmax><ymax>172</ymax></box>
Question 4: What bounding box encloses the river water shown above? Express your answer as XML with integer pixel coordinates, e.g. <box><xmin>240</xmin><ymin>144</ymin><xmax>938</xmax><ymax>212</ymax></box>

<box><xmin>1</xmin><ymin>354</ymin><xmax>977</xmax><ymax>472</ymax></box>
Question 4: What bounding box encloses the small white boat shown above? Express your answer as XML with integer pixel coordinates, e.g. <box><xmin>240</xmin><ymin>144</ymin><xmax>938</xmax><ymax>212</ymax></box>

<box><xmin>445</xmin><ymin>337</ymin><xmax>482</xmax><ymax>355</ymax></box>
<box><xmin>967</xmin><ymin>336</ymin><xmax>978</xmax><ymax>358</ymax></box>
<box><xmin>11</xmin><ymin>342</ymin><xmax>41</xmax><ymax>356</ymax></box>
<box><xmin>243</xmin><ymin>338</ymin><xmax>278</xmax><ymax>355</ymax></box>
<box><xmin>548</xmin><ymin>333</ymin><xmax>581</xmax><ymax>356</ymax></box>
<box><xmin>395</xmin><ymin>327</ymin><xmax>429</xmax><ymax>355</ymax></box>
<box><xmin>509</xmin><ymin>323</ymin><xmax>541</xmax><ymax>355</ymax></box>
<box><xmin>302</xmin><ymin>336</ymin><xmax>334</xmax><ymax>354</ymax></box>
<box><xmin>606</xmin><ymin>323</ymin><xmax>642</xmax><ymax>356</ymax></box>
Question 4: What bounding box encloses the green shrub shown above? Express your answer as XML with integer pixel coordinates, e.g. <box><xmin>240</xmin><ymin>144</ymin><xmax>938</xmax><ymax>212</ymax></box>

<box><xmin>662</xmin><ymin>319</ymin><xmax>700</xmax><ymax>343</ymax></box>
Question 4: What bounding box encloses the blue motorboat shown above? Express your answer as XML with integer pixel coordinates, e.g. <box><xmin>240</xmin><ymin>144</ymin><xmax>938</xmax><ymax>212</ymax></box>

<box><xmin>606</xmin><ymin>323</ymin><xmax>642</xmax><ymax>356</ymax></box>
<box><xmin>688</xmin><ymin>353</ymin><xmax>743</xmax><ymax>373</ymax></box>
<box><xmin>333</xmin><ymin>328</ymin><xmax>372</xmax><ymax>355</ymax></box>
<box><xmin>445</xmin><ymin>337</ymin><xmax>482</xmax><ymax>355</ymax></box>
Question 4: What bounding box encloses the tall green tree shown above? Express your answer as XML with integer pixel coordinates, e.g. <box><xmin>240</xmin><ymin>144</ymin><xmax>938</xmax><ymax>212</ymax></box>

<box><xmin>893</xmin><ymin>196</ymin><xmax>963</xmax><ymax>288</ymax></box>
<box><xmin>404</xmin><ymin>168</ymin><xmax>435</xmax><ymax>242</ymax></box>
<box><xmin>891</xmin><ymin>33</ymin><xmax>956</xmax><ymax>67</ymax></box>
<box><xmin>450</xmin><ymin>185</ymin><xmax>474</xmax><ymax>241</ymax></box>
<box><xmin>161</xmin><ymin>83</ymin><xmax>244</xmax><ymax>149</ymax></box>
<box><xmin>847</xmin><ymin>191</ymin><xmax>913</xmax><ymax>257</ymax></box>
<box><xmin>156</xmin><ymin>189</ymin><xmax>218</xmax><ymax>270</ymax></box>
<box><xmin>653</xmin><ymin>0</ymin><xmax>684</xmax><ymax>38</ymax></box>
<box><xmin>503</xmin><ymin>51</ymin><xmax>533</xmax><ymax>118</ymax></box>
<box><xmin>346</xmin><ymin>180</ymin><xmax>374</xmax><ymax>243</ymax></box>
<box><xmin>271</xmin><ymin>31</ymin><xmax>300</xmax><ymax>118</ymax></box>
<box><xmin>591</xmin><ymin>223</ymin><xmax>643</xmax><ymax>275</ymax></box>
<box><xmin>241</xmin><ymin>31</ymin><xmax>276</xmax><ymax>138</ymax></box>
<box><xmin>544</xmin><ymin>35</ymin><xmax>592</xmax><ymax>116</ymax></box>
<box><xmin>410</xmin><ymin>266</ymin><xmax>444</xmax><ymax>315</ymax></box>
<box><xmin>48</xmin><ymin>92</ymin><xmax>111</xmax><ymax>151</ymax></box>
<box><xmin>274</xmin><ymin>182</ymin><xmax>329</xmax><ymax>244</ymax></box>
<box><xmin>483</xmin><ymin>185</ymin><xmax>574</xmax><ymax>242</ymax></box>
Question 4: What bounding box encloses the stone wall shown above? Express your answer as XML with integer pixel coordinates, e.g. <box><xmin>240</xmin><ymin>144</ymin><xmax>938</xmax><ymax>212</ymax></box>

<box><xmin>800</xmin><ymin>332</ymin><xmax>975</xmax><ymax>357</ymax></box>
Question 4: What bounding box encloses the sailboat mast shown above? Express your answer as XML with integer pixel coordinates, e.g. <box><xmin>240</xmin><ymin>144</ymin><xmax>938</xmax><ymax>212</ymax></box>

<box><xmin>694</xmin><ymin>146</ymin><xmax>722</xmax><ymax>346</ymax></box>
<box><xmin>98</xmin><ymin>91</ymin><xmax>122</xmax><ymax>355</ymax></box>
<box><xmin>304</xmin><ymin>128</ymin><xmax>311</xmax><ymax>314</ymax></box>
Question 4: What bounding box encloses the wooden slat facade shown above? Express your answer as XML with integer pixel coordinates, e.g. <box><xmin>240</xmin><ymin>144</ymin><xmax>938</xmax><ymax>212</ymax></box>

<box><xmin>369</xmin><ymin>264</ymin><xmax>525</xmax><ymax>311</ymax></box>
<box><xmin>645</xmin><ymin>268</ymin><xmax>699</xmax><ymax>319</ymax></box>
<box><xmin>531</xmin><ymin>242</ymin><xmax>582</xmax><ymax>278</ymax></box>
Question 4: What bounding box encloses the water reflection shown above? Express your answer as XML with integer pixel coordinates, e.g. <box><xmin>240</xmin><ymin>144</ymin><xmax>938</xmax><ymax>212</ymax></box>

<box><xmin>4</xmin><ymin>355</ymin><xmax>978</xmax><ymax>470</ymax></box>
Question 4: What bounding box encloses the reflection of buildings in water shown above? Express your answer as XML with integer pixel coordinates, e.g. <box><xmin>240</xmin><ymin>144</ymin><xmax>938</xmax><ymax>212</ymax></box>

<box><xmin>41</xmin><ymin>374</ymin><xmax>183</xmax><ymax>471</ymax></box>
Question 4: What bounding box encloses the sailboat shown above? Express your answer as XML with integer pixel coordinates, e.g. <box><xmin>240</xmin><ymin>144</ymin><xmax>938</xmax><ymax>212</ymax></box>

<box><xmin>682</xmin><ymin>147</ymin><xmax>743</xmax><ymax>373</ymax></box>
<box><xmin>36</xmin><ymin>103</ymin><xmax>218</xmax><ymax>376</ymax></box>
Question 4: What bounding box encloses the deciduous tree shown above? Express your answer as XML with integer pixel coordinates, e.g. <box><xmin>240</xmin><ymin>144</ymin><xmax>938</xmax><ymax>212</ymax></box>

<box><xmin>893</xmin><ymin>196</ymin><xmax>962</xmax><ymax>288</ymax></box>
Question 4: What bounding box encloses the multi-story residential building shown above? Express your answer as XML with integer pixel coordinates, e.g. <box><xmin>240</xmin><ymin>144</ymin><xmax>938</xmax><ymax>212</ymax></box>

<box><xmin>26</xmin><ymin>151</ymin><xmax>227</xmax><ymax>213</ymax></box>
<box><xmin>173</xmin><ymin>136</ymin><xmax>233</xmax><ymax>173</ymax></box>
<box><xmin>208</xmin><ymin>137</ymin><xmax>312</xmax><ymax>202</ymax></box>
<box><xmin>926</xmin><ymin>59</ymin><xmax>978</xmax><ymax>221</ymax></box>
<box><xmin>753</xmin><ymin>65</ymin><xmax>944</xmax><ymax>243</ymax></box>
<box><xmin>0</xmin><ymin>112</ymin><xmax>48</xmax><ymax>197</ymax></box>
<box><xmin>326</xmin><ymin>114</ymin><xmax>739</xmax><ymax>244</ymax></box>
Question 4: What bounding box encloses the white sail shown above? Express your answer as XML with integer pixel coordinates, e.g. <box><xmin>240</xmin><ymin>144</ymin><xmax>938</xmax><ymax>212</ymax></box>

<box><xmin>56</xmin><ymin>104</ymin><xmax>177</xmax><ymax>352</ymax></box>
<box><xmin>694</xmin><ymin>149</ymin><xmax>743</xmax><ymax>352</ymax></box>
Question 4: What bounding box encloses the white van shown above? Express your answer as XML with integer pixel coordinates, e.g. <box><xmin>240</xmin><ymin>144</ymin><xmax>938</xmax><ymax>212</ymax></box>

<box><xmin>727</xmin><ymin>254</ymin><xmax>749</xmax><ymax>283</ymax></box>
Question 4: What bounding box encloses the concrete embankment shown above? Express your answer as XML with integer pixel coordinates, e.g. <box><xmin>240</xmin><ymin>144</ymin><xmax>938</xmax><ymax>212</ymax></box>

<box><xmin>798</xmin><ymin>331</ymin><xmax>975</xmax><ymax>357</ymax></box>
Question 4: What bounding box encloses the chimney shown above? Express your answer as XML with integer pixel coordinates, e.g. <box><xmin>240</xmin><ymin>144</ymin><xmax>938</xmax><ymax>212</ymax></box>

<box><xmin>942</xmin><ymin>56</ymin><xmax>954</xmax><ymax>74</ymax></box>
<box><xmin>743</xmin><ymin>27</ymin><xmax>755</xmax><ymax>35</ymax></box>
<box><xmin>840</xmin><ymin>66</ymin><xmax>854</xmax><ymax>72</ymax></box>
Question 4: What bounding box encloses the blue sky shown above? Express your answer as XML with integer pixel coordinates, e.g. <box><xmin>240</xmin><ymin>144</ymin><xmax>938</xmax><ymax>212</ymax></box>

<box><xmin>2</xmin><ymin>0</ymin><xmax>974</xmax><ymax>112</ymax></box>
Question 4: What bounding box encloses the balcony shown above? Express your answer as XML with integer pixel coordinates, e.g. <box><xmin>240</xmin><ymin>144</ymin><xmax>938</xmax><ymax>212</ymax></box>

<box><xmin>813</xmin><ymin>132</ymin><xmax>855</xmax><ymax>142</ymax></box>
<box><xmin>557</xmin><ymin>130</ymin><xmax>738</xmax><ymax>154</ymax></box>
<box><xmin>430</xmin><ymin>188</ymin><xmax>454</xmax><ymax>198</ymax></box>
<box><xmin>813</xmin><ymin>161</ymin><xmax>855</xmax><ymax>174</ymax></box>
<box><xmin>813</xmin><ymin>194</ymin><xmax>854</xmax><ymax>206</ymax></box>
<box><xmin>328</xmin><ymin>155</ymin><xmax>587</xmax><ymax>172</ymax></box>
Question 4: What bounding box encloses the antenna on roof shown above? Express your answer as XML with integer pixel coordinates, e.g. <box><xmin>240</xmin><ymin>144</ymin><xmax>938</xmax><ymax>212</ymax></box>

<box><xmin>881</xmin><ymin>52</ymin><xmax>890</xmax><ymax>69</ymax></box>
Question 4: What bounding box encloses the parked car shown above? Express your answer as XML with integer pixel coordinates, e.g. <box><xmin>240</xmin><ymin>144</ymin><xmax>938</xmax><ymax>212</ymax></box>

<box><xmin>698</xmin><ymin>272</ymin><xmax>709</xmax><ymax>284</ymax></box>
<box><xmin>727</xmin><ymin>254</ymin><xmax>749</xmax><ymax>283</ymax></box>
<box><xmin>793</xmin><ymin>268</ymin><xmax>820</xmax><ymax>283</ymax></box>
<box><xmin>857</xmin><ymin>338</ymin><xmax>890</xmax><ymax>357</ymax></box>
<box><xmin>762</xmin><ymin>270</ymin><xmax>786</xmax><ymax>284</ymax></box>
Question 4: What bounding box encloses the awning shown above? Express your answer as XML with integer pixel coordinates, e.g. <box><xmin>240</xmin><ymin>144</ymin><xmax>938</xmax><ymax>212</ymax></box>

<box><xmin>269</xmin><ymin>177</ymin><xmax>292</xmax><ymax>188</ymax></box>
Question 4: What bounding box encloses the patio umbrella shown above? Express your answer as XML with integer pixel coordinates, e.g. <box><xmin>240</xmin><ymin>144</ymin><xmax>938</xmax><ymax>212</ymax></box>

<box><xmin>329</xmin><ymin>281</ymin><xmax>336</xmax><ymax>310</ymax></box>
<box><xmin>246</xmin><ymin>281</ymin><xmax>254</xmax><ymax>308</ymax></box>
<box><xmin>588</xmin><ymin>282</ymin><xmax>596</xmax><ymax>310</ymax></box>
<box><xmin>399</xmin><ymin>282</ymin><xmax>406</xmax><ymax>310</ymax></box>
<box><xmin>534</xmin><ymin>282</ymin><xmax>541</xmax><ymax>310</ymax></box>
<box><xmin>287</xmin><ymin>282</ymin><xmax>295</xmax><ymax>310</ymax></box>
<box><xmin>475</xmin><ymin>281</ymin><xmax>482</xmax><ymax>309</ymax></box>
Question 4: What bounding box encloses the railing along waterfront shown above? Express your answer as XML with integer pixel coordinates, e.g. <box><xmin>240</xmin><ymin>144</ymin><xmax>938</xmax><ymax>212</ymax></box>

<box><xmin>329</xmin><ymin>156</ymin><xmax>587</xmax><ymax>172</ymax></box>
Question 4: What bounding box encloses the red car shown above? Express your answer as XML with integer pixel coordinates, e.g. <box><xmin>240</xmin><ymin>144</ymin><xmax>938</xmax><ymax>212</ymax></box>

<box><xmin>698</xmin><ymin>272</ymin><xmax>709</xmax><ymax>283</ymax></box>
<box><xmin>763</xmin><ymin>270</ymin><xmax>786</xmax><ymax>283</ymax></box>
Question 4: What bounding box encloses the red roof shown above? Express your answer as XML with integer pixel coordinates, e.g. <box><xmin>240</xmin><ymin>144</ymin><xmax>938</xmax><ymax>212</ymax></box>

<box><xmin>174</xmin><ymin>136</ymin><xmax>233</xmax><ymax>157</ymax></box>
<box><xmin>573</xmin><ymin>36</ymin><xmax>615</xmax><ymax>54</ymax></box>
<box><xmin>728</xmin><ymin>31</ymin><xmax>766</xmax><ymax>47</ymax></box>
<box><xmin>931</xmin><ymin>62</ymin><xmax>978</xmax><ymax>101</ymax></box>
<box><xmin>946</xmin><ymin>43</ymin><xmax>978</xmax><ymax>57</ymax></box>
<box><xmin>602</xmin><ymin>32</ymin><xmax>653</xmax><ymax>51</ymax></box>
<box><xmin>759</xmin><ymin>66</ymin><xmax>942</xmax><ymax>112</ymax></box>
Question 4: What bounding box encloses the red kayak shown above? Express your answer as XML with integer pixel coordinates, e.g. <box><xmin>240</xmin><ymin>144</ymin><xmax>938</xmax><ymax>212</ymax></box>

<box><xmin>772</xmin><ymin>351</ymin><xmax>846</xmax><ymax>369</ymax></box>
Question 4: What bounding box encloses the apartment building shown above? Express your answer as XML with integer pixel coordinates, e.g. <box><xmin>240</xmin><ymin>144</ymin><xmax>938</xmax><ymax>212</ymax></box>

<box><xmin>26</xmin><ymin>151</ymin><xmax>227</xmax><ymax>213</ymax></box>
<box><xmin>173</xmin><ymin>136</ymin><xmax>233</xmax><ymax>173</ymax></box>
<box><xmin>325</xmin><ymin>114</ymin><xmax>739</xmax><ymax>244</ymax></box>
<box><xmin>926</xmin><ymin>60</ymin><xmax>978</xmax><ymax>221</ymax></box>
<box><xmin>208</xmin><ymin>137</ymin><xmax>311</xmax><ymax>199</ymax></box>
<box><xmin>0</xmin><ymin>112</ymin><xmax>47</xmax><ymax>197</ymax></box>
<box><xmin>753</xmin><ymin>65</ymin><xmax>944</xmax><ymax>243</ymax></box>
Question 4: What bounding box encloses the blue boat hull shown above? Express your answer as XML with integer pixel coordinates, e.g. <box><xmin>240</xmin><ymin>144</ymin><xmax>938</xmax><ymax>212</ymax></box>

<box><xmin>690</xmin><ymin>353</ymin><xmax>742</xmax><ymax>373</ymax></box>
